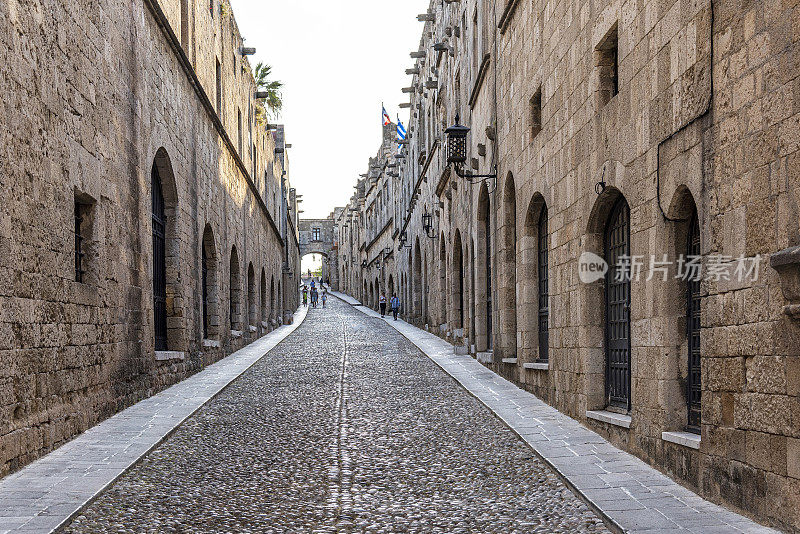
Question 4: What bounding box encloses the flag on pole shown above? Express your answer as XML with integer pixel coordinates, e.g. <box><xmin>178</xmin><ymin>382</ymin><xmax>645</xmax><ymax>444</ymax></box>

<box><xmin>397</xmin><ymin>118</ymin><xmax>407</xmax><ymax>142</ymax></box>
<box><xmin>382</xmin><ymin>105</ymin><xmax>392</xmax><ymax>126</ymax></box>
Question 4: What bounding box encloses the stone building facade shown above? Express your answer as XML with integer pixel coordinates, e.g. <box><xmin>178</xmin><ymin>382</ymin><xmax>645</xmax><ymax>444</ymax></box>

<box><xmin>336</xmin><ymin>124</ymin><xmax>401</xmax><ymax>310</ymax></box>
<box><xmin>0</xmin><ymin>0</ymin><xmax>300</xmax><ymax>477</ymax></box>
<box><xmin>335</xmin><ymin>0</ymin><xmax>800</xmax><ymax>530</ymax></box>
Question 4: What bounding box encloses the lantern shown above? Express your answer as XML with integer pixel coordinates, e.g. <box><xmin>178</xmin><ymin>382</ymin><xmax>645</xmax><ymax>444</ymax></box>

<box><xmin>444</xmin><ymin>114</ymin><xmax>470</xmax><ymax>165</ymax></box>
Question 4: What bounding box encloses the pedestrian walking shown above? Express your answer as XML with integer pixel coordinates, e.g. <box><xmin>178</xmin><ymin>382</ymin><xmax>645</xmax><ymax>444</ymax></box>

<box><xmin>311</xmin><ymin>287</ymin><xmax>318</xmax><ymax>308</ymax></box>
<box><xmin>379</xmin><ymin>292</ymin><xmax>387</xmax><ymax>318</ymax></box>
<box><xmin>321</xmin><ymin>291</ymin><xmax>327</xmax><ymax>308</ymax></box>
<box><xmin>390</xmin><ymin>294</ymin><xmax>400</xmax><ymax>321</ymax></box>
<box><xmin>302</xmin><ymin>286</ymin><xmax>308</xmax><ymax>307</ymax></box>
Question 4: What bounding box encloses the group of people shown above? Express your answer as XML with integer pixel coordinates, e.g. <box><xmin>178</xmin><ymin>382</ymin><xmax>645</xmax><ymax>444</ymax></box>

<box><xmin>378</xmin><ymin>292</ymin><xmax>401</xmax><ymax>321</ymax></box>
<box><xmin>301</xmin><ymin>279</ymin><xmax>327</xmax><ymax>309</ymax></box>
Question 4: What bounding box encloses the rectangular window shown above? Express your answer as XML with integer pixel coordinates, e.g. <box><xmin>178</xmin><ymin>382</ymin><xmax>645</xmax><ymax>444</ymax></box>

<box><xmin>74</xmin><ymin>195</ymin><xmax>95</xmax><ymax>284</ymax></box>
<box><xmin>596</xmin><ymin>23</ymin><xmax>619</xmax><ymax>108</ymax></box>
<box><xmin>531</xmin><ymin>86</ymin><xmax>542</xmax><ymax>138</ymax></box>
<box><xmin>313</xmin><ymin>228</ymin><xmax>321</xmax><ymax>241</ymax></box>
<box><xmin>215</xmin><ymin>59</ymin><xmax>222</xmax><ymax>115</ymax></box>
<box><xmin>74</xmin><ymin>201</ymin><xmax>85</xmax><ymax>283</ymax></box>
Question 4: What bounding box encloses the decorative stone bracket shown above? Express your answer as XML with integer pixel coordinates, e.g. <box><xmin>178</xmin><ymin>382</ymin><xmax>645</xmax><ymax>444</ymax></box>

<box><xmin>770</xmin><ymin>246</ymin><xmax>800</xmax><ymax>318</ymax></box>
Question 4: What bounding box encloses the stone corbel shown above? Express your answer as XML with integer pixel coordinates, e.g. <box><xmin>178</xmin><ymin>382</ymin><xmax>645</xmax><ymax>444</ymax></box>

<box><xmin>770</xmin><ymin>245</ymin><xmax>800</xmax><ymax>318</ymax></box>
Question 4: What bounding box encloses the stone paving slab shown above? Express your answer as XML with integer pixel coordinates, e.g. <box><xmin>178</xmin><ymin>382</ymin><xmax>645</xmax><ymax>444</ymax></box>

<box><xmin>332</xmin><ymin>291</ymin><xmax>780</xmax><ymax>534</ymax></box>
<box><xmin>0</xmin><ymin>306</ymin><xmax>308</xmax><ymax>534</ymax></box>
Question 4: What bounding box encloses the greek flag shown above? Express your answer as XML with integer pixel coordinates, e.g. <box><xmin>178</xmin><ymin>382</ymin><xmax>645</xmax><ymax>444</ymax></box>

<box><xmin>397</xmin><ymin>119</ymin><xmax>407</xmax><ymax>142</ymax></box>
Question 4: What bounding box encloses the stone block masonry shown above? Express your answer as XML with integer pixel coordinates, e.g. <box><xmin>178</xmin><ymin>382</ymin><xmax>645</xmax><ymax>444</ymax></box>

<box><xmin>0</xmin><ymin>0</ymin><xmax>300</xmax><ymax>477</ymax></box>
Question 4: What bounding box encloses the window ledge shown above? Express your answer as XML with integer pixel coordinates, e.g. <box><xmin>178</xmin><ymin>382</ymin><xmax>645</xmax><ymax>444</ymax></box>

<box><xmin>586</xmin><ymin>410</ymin><xmax>631</xmax><ymax>429</ymax></box>
<box><xmin>249</xmin><ymin>325</ymin><xmax>258</xmax><ymax>333</ymax></box>
<box><xmin>155</xmin><ymin>351</ymin><xmax>185</xmax><ymax>362</ymax></box>
<box><xmin>502</xmin><ymin>357</ymin><xmax>518</xmax><ymax>364</ymax></box>
<box><xmin>476</xmin><ymin>351</ymin><xmax>493</xmax><ymax>364</ymax></box>
<box><xmin>230</xmin><ymin>330</ymin><xmax>243</xmax><ymax>338</ymax></box>
<box><xmin>661</xmin><ymin>431</ymin><xmax>701</xmax><ymax>450</ymax></box>
<box><xmin>202</xmin><ymin>339</ymin><xmax>221</xmax><ymax>348</ymax></box>
<box><xmin>523</xmin><ymin>362</ymin><xmax>549</xmax><ymax>371</ymax></box>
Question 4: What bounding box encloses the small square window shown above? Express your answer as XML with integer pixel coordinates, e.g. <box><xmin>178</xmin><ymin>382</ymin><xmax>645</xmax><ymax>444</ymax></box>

<box><xmin>595</xmin><ymin>23</ymin><xmax>619</xmax><ymax>108</ymax></box>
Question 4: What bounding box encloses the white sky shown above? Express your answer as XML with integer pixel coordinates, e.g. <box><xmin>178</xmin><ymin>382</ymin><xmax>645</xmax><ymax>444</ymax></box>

<box><xmin>230</xmin><ymin>0</ymin><xmax>429</xmax><ymax>219</ymax></box>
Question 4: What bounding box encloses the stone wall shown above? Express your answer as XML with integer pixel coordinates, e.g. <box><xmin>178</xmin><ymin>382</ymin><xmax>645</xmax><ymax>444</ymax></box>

<box><xmin>335</xmin><ymin>0</ymin><xmax>800</xmax><ymax>530</ymax></box>
<box><xmin>0</xmin><ymin>0</ymin><xmax>300</xmax><ymax>477</ymax></box>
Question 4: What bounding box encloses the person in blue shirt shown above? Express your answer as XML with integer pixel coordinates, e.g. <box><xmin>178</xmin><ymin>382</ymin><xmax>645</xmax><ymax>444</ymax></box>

<box><xmin>390</xmin><ymin>294</ymin><xmax>400</xmax><ymax>321</ymax></box>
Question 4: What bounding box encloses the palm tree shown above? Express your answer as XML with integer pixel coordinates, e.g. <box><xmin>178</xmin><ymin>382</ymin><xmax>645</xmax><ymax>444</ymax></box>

<box><xmin>254</xmin><ymin>62</ymin><xmax>283</xmax><ymax>119</ymax></box>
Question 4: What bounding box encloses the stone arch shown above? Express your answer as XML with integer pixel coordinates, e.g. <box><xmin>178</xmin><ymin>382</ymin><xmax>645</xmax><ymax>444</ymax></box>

<box><xmin>388</xmin><ymin>274</ymin><xmax>395</xmax><ymax>299</ymax></box>
<box><xmin>520</xmin><ymin>194</ymin><xmax>548</xmax><ymax>363</ymax></box>
<box><xmin>229</xmin><ymin>246</ymin><xmax>242</xmax><ymax>332</ymax></box>
<box><xmin>663</xmin><ymin>186</ymin><xmax>703</xmax><ymax>433</ymax></box>
<box><xmin>247</xmin><ymin>263</ymin><xmax>257</xmax><ymax>329</ymax></box>
<box><xmin>499</xmin><ymin>173</ymin><xmax>518</xmax><ymax>360</ymax></box>
<box><xmin>476</xmin><ymin>183</ymin><xmax>492</xmax><ymax>352</ymax></box>
<box><xmin>584</xmin><ymin>187</ymin><xmax>632</xmax><ymax>411</ymax></box>
<box><xmin>201</xmin><ymin>224</ymin><xmax>220</xmax><ymax>340</ymax></box>
<box><xmin>452</xmin><ymin>229</ymin><xmax>465</xmax><ymax>331</ymax></box>
<box><xmin>375</xmin><ymin>277</ymin><xmax>380</xmax><ymax>308</ymax></box>
<box><xmin>439</xmin><ymin>232</ymin><xmax>447</xmax><ymax>327</ymax></box>
<box><xmin>151</xmin><ymin>148</ymin><xmax>182</xmax><ymax>352</ymax></box>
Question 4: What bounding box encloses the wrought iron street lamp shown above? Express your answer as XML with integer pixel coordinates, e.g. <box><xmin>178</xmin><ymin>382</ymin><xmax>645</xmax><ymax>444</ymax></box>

<box><xmin>422</xmin><ymin>212</ymin><xmax>435</xmax><ymax>239</ymax></box>
<box><xmin>445</xmin><ymin>114</ymin><xmax>497</xmax><ymax>184</ymax></box>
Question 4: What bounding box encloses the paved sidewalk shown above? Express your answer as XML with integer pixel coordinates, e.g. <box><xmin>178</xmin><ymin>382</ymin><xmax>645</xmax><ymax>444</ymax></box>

<box><xmin>332</xmin><ymin>291</ymin><xmax>779</xmax><ymax>534</ymax></box>
<box><xmin>0</xmin><ymin>306</ymin><xmax>308</xmax><ymax>534</ymax></box>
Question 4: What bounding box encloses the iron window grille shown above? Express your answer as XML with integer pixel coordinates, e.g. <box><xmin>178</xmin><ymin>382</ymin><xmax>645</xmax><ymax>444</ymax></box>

<box><xmin>604</xmin><ymin>198</ymin><xmax>631</xmax><ymax>411</ymax></box>
<box><xmin>537</xmin><ymin>208</ymin><xmax>549</xmax><ymax>362</ymax></box>
<box><xmin>687</xmin><ymin>213</ymin><xmax>702</xmax><ymax>432</ymax></box>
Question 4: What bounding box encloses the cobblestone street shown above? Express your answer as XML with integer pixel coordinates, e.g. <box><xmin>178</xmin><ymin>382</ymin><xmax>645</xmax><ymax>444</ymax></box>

<box><xmin>64</xmin><ymin>297</ymin><xmax>607</xmax><ymax>533</ymax></box>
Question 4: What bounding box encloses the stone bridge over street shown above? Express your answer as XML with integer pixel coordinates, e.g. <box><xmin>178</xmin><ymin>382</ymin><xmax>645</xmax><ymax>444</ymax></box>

<box><xmin>299</xmin><ymin>214</ymin><xmax>339</xmax><ymax>288</ymax></box>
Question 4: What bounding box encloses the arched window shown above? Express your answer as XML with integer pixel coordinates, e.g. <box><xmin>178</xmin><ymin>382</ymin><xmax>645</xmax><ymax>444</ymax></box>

<box><xmin>260</xmin><ymin>269</ymin><xmax>267</xmax><ymax>331</ymax></box>
<box><xmin>605</xmin><ymin>198</ymin><xmax>631</xmax><ymax>410</ymax></box>
<box><xmin>152</xmin><ymin>163</ymin><xmax>167</xmax><ymax>351</ymax></box>
<box><xmin>452</xmin><ymin>230</ymin><xmax>465</xmax><ymax>330</ymax></box>
<box><xmin>538</xmin><ymin>206</ymin><xmax>549</xmax><ymax>362</ymax></box>
<box><xmin>439</xmin><ymin>235</ymin><xmax>447</xmax><ymax>326</ymax></box>
<box><xmin>201</xmin><ymin>225</ymin><xmax>219</xmax><ymax>340</ymax></box>
<box><xmin>230</xmin><ymin>247</ymin><xmax>242</xmax><ymax>332</ymax></box>
<box><xmin>248</xmin><ymin>263</ymin><xmax>256</xmax><ymax>328</ymax></box>
<box><xmin>687</xmin><ymin>211</ymin><xmax>701</xmax><ymax>431</ymax></box>
<box><xmin>477</xmin><ymin>184</ymin><xmax>492</xmax><ymax>351</ymax></box>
